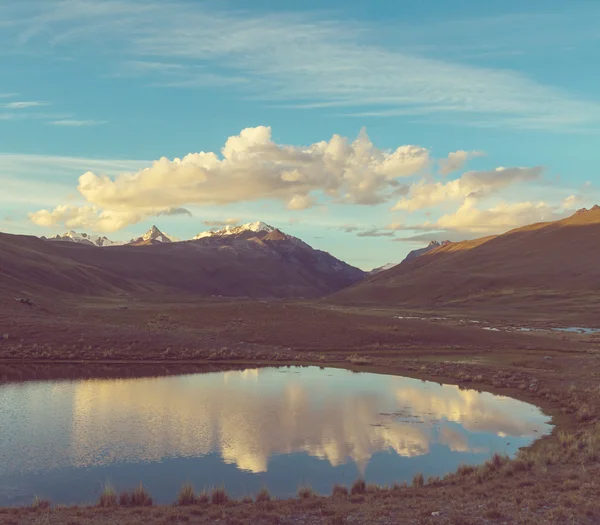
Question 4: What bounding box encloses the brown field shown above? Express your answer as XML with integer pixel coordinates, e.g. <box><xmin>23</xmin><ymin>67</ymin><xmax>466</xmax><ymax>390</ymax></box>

<box><xmin>2</xmin><ymin>294</ymin><xmax>600</xmax><ymax>524</ymax></box>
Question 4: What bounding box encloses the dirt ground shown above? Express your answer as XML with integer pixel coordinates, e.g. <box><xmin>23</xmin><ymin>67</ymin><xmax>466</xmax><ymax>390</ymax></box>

<box><xmin>1</xmin><ymin>295</ymin><xmax>600</xmax><ymax>524</ymax></box>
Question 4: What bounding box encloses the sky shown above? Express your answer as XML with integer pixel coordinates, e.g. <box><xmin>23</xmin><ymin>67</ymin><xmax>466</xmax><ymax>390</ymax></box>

<box><xmin>1</xmin><ymin>0</ymin><xmax>599</xmax><ymax>270</ymax></box>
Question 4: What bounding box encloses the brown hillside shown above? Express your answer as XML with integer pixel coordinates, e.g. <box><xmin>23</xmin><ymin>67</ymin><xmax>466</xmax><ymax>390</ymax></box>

<box><xmin>0</xmin><ymin>232</ymin><xmax>364</xmax><ymax>302</ymax></box>
<box><xmin>331</xmin><ymin>206</ymin><xmax>600</xmax><ymax>312</ymax></box>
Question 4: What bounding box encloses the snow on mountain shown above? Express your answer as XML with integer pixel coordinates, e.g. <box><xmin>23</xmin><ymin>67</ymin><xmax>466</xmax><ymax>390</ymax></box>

<box><xmin>49</xmin><ymin>231</ymin><xmax>123</xmax><ymax>247</ymax></box>
<box><xmin>130</xmin><ymin>225</ymin><xmax>180</xmax><ymax>244</ymax></box>
<box><xmin>193</xmin><ymin>221</ymin><xmax>275</xmax><ymax>240</ymax></box>
<box><xmin>368</xmin><ymin>262</ymin><xmax>398</xmax><ymax>275</ymax></box>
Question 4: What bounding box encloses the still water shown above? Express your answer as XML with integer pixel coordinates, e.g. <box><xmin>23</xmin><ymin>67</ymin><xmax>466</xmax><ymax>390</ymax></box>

<box><xmin>0</xmin><ymin>366</ymin><xmax>552</xmax><ymax>505</ymax></box>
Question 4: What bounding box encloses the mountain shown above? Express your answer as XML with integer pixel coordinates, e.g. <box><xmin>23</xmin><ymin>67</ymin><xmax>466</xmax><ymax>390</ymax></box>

<box><xmin>46</xmin><ymin>231</ymin><xmax>122</xmax><ymax>247</ymax></box>
<box><xmin>194</xmin><ymin>221</ymin><xmax>275</xmax><ymax>240</ymax></box>
<box><xmin>330</xmin><ymin>206</ymin><xmax>600</xmax><ymax>312</ymax></box>
<box><xmin>368</xmin><ymin>262</ymin><xmax>398</xmax><ymax>276</ymax></box>
<box><xmin>367</xmin><ymin>241</ymin><xmax>451</xmax><ymax>276</ymax></box>
<box><xmin>129</xmin><ymin>226</ymin><xmax>180</xmax><ymax>246</ymax></box>
<box><xmin>402</xmin><ymin>240</ymin><xmax>451</xmax><ymax>263</ymax></box>
<box><xmin>2</xmin><ymin>222</ymin><xmax>364</xmax><ymax>300</ymax></box>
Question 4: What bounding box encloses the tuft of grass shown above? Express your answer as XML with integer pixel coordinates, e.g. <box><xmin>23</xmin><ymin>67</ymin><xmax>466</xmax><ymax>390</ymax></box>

<box><xmin>350</xmin><ymin>479</ymin><xmax>366</xmax><ymax>495</ymax></box>
<box><xmin>120</xmin><ymin>484</ymin><xmax>153</xmax><ymax>507</ymax></box>
<box><xmin>97</xmin><ymin>483</ymin><xmax>118</xmax><ymax>507</ymax></box>
<box><xmin>177</xmin><ymin>482</ymin><xmax>196</xmax><ymax>506</ymax></box>
<box><xmin>256</xmin><ymin>487</ymin><xmax>271</xmax><ymax>503</ymax></box>
<box><xmin>31</xmin><ymin>496</ymin><xmax>51</xmax><ymax>510</ymax></box>
<box><xmin>297</xmin><ymin>485</ymin><xmax>316</xmax><ymax>499</ymax></box>
<box><xmin>331</xmin><ymin>484</ymin><xmax>348</xmax><ymax>498</ymax></box>
<box><xmin>196</xmin><ymin>489</ymin><xmax>209</xmax><ymax>505</ymax></box>
<box><xmin>211</xmin><ymin>486</ymin><xmax>228</xmax><ymax>505</ymax></box>
<box><xmin>457</xmin><ymin>464</ymin><xmax>475</xmax><ymax>477</ymax></box>
<box><xmin>412</xmin><ymin>473</ymin><xmax>424</xmax><ymax>488</ymax></box>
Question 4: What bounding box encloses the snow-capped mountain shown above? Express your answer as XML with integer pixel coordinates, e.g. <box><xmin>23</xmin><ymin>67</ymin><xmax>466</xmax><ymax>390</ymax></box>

<box><xmin>193</xmin><ymin>221</ymin><xmax>275</xmax><ymax>240</ymax></box>
<box><xmin>129</xmin><ymin>226</ymin><xmax>180</xmax><ymax>245</ymax></box>
<box><xmin>47</xmin><ymin>231</ymin><xmax>122</xmax><ymax>247</ymax></box>
<box><xmin>368</xmin><ymin>262</ymin><xmax>398</xmax><ymax>276</ymax></box>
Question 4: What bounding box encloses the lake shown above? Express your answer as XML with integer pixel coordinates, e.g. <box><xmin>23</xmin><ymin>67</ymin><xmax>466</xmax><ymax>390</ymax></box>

<box><xmin>0</xmin><ymin>366</ymin><xmax>552</xmax><ymax>505</ymax></box>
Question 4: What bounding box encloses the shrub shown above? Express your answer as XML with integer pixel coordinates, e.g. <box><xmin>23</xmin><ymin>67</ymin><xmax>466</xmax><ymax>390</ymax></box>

<box><xmin>197</xmin><ymin>490</ymin><xmax>209</xmax><ymax>505</ymax></box>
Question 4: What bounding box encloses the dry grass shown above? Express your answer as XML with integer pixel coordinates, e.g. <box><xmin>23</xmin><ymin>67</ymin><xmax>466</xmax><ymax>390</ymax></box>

<box><xmin>297</xmin><ymin>485</ymin><xmax>316</xmax><ymax>499</ymax></box>
<box><xmin>255</xmin><ymin>487</ymin><xmax>271</xmax><ymax>503</ymax></box>
<box><xmin>119</xmin><ymin>484</ymin><xmax>153</xmax><ymax>507</ymax></box>
<box><xmin>350</xmin><ymin>479</ymin><xmax>366</xmax><ymax>495</ymax></box>
<box><xmin>31</xmin><ymin>496</ymin><xmax>50</xmax><ymax>510</ymax></box>
<box><xmin>97</xmin><ymin>484</ymin><xmax>118</xmax><ymax>508</ymax></box>
<box><xmin>176</xmin><ymin>482</ymin><xmax>196</xmax><ymax>506</ymax></box>
<box><xmin>331</xmin><ymin>484</ymin><xmax>348</xmax><ymax>498</ymax></box>
<box><xmin>412</xmin><ymin>473</ymin><xmax>424</xmax><ymax>488</ymax></box>
<box><xmin>210</xmin><ymin>486</ymin><xmax>228</xmax><ymax>505</ymax></box>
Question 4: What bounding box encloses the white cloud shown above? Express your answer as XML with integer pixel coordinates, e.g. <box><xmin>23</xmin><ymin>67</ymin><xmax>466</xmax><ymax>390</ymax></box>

<box><xmin>4</xmin><ymin>101</ymin><xmax>46</xmax><ymax>109</ymax></box>
<box><xmin>29</xmin><ymin>205</ymin><xmax>141</xmax><ymax>232</ymax></box>
<box><xmin>203</xmin><ymin>218</ymin><xmax>242</xmax><ymax>227</ymax></box>
<box><xmin>30</xmin><ymin>126</ymin><xmax>429</xmax><ymax>232</ymax></box>
<box><xmin>435</xmin><ymin>199</ymin><xmax>567</xmax><ymax>233</ymax></box>
<box><xmin>393</xmin><ymin>166</ymin><xmax>543</xmax><ymax>212</ymax></box>
<box><xmin>49</xmin><ymin>119</ymin><xmax>107</xmax><ymax>126</ymax></box>
<box><xmin>3</xmin><ymin>0</ymin><xmax>600</xmax><ymax>130</ymax></box>
<box><xmin>439</xmin><ymin>150</ymin><xmax>485</xmax><ymax>175</ymax></box>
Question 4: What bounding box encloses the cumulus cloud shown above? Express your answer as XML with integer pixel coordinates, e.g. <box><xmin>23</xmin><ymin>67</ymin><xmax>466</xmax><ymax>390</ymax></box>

<box><xmin>157</xmin><ymin>207</ymin><xmax>193</xmax><ymax>217</ymax></box>
<box><xmin>438</xmin><ymin>150</ymin><xmax>485</xmax><ymax>175</ymax></box>
<box><xmin>29</xmin><ymin>205</ymin><xmax>142</xmax><ymax>231</ymax></box>
<box><xmin>435</xmin><ymin>199</ymin><xmax>567</xmax><ymax>233</ymax></box>
<box><xmin>393</xmin><ymin>166</ymin><xmax>543</xmax><ymax>212</ymax></box>
<box><xmin>30</xmin><ymin>126</ymin><xmax>429</xmax><ymax>232</ymax></box>
<box><xmin>203</xmin><ymin>218</ymin><xmax>242</xmax><ymax>227</ymax></box>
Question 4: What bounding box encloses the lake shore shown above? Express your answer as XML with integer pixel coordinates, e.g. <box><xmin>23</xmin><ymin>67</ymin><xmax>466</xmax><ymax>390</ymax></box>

<box><xmin>1</xmin><ymin>298</ymin><xmax>600</xmax><ymax>523</ymax></box>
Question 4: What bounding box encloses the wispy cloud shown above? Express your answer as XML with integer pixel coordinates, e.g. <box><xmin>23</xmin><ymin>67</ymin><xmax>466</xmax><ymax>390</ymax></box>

<box><xmin>3</xmin><ymin>1</ymin><xmax>600</xmax><ymax>131</ymax></box>
<box><xmin>0</xmin><ymin>93</ymin><xmax>17</xmax><ymax>98</ymax></box>
<box><xmin>3</xmin><ymin>101</ymin><xmax>47</xmax><ymax>109</ymax></box>
<box><xmin>49</xmin><ymin>119</ymin><xmax>107</xmax><ymax>126</ymax></box>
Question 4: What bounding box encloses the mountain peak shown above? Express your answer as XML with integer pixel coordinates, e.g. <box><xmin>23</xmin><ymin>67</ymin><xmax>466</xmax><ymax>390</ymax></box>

<box><xmin>193</xmin><ymin>221</ymin><xmax>276</xmax><ymax>240</ymax></box>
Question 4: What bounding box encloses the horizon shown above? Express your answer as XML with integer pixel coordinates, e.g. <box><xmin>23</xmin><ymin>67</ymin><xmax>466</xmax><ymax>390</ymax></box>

<box><xmin>2</xmin><ymin>0</ymin><xmax>600</xmax><ymax>269</ymax></box>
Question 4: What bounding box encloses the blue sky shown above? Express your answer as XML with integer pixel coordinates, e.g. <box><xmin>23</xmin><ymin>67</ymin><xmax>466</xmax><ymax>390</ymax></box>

<box><xmin>1</xmin><ymin>0</ymin><xmax>599</xmax><ymax>269</ymax></box>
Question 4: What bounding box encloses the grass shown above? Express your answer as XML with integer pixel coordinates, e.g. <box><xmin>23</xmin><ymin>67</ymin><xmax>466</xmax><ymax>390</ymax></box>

<box><xmin>31</xmin><ymin>496</ymin><xmax>50</xmax><ymax>510</ymax></box>
<box><xmin>97</xmin><ymin>484</ymin><xmax>118</xmax><ymax>507</ymax></box>
<box><xmin>119</xmin><ymin>484</ymin><xmax>153</xmax><ymax>507</ymax></box>
<box><xmin>297</xmin><ymin>485</ymin><xmax>316</xmax><ymax>499</ymax></box>
<box><xmin>255</xmin><ymin>487</ymin><xmax>271</xmax><ymax>503</ymax></box>
<box><xmin>331</xmin><ymin>484</ymin><xmax>348</xmax><ymax>498</ymax></box>
<box><xmin>412</xmin><ymin>473</ymin><xmax>424</xmax><ymax>488</ymax></box>
<box><xmin>350</xmin><ymin>479</ymin><xmax>366</xmax><ymax>495</ymax></box>
<box><xmin>177</xmin><ymin>482</ymin><xmax>196</xmax><ymax>506</ymax></box>
<box><xmin>210</xmin><ymin>486</ymin><xmax>228</xmax><ymax>505</ymax></box>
